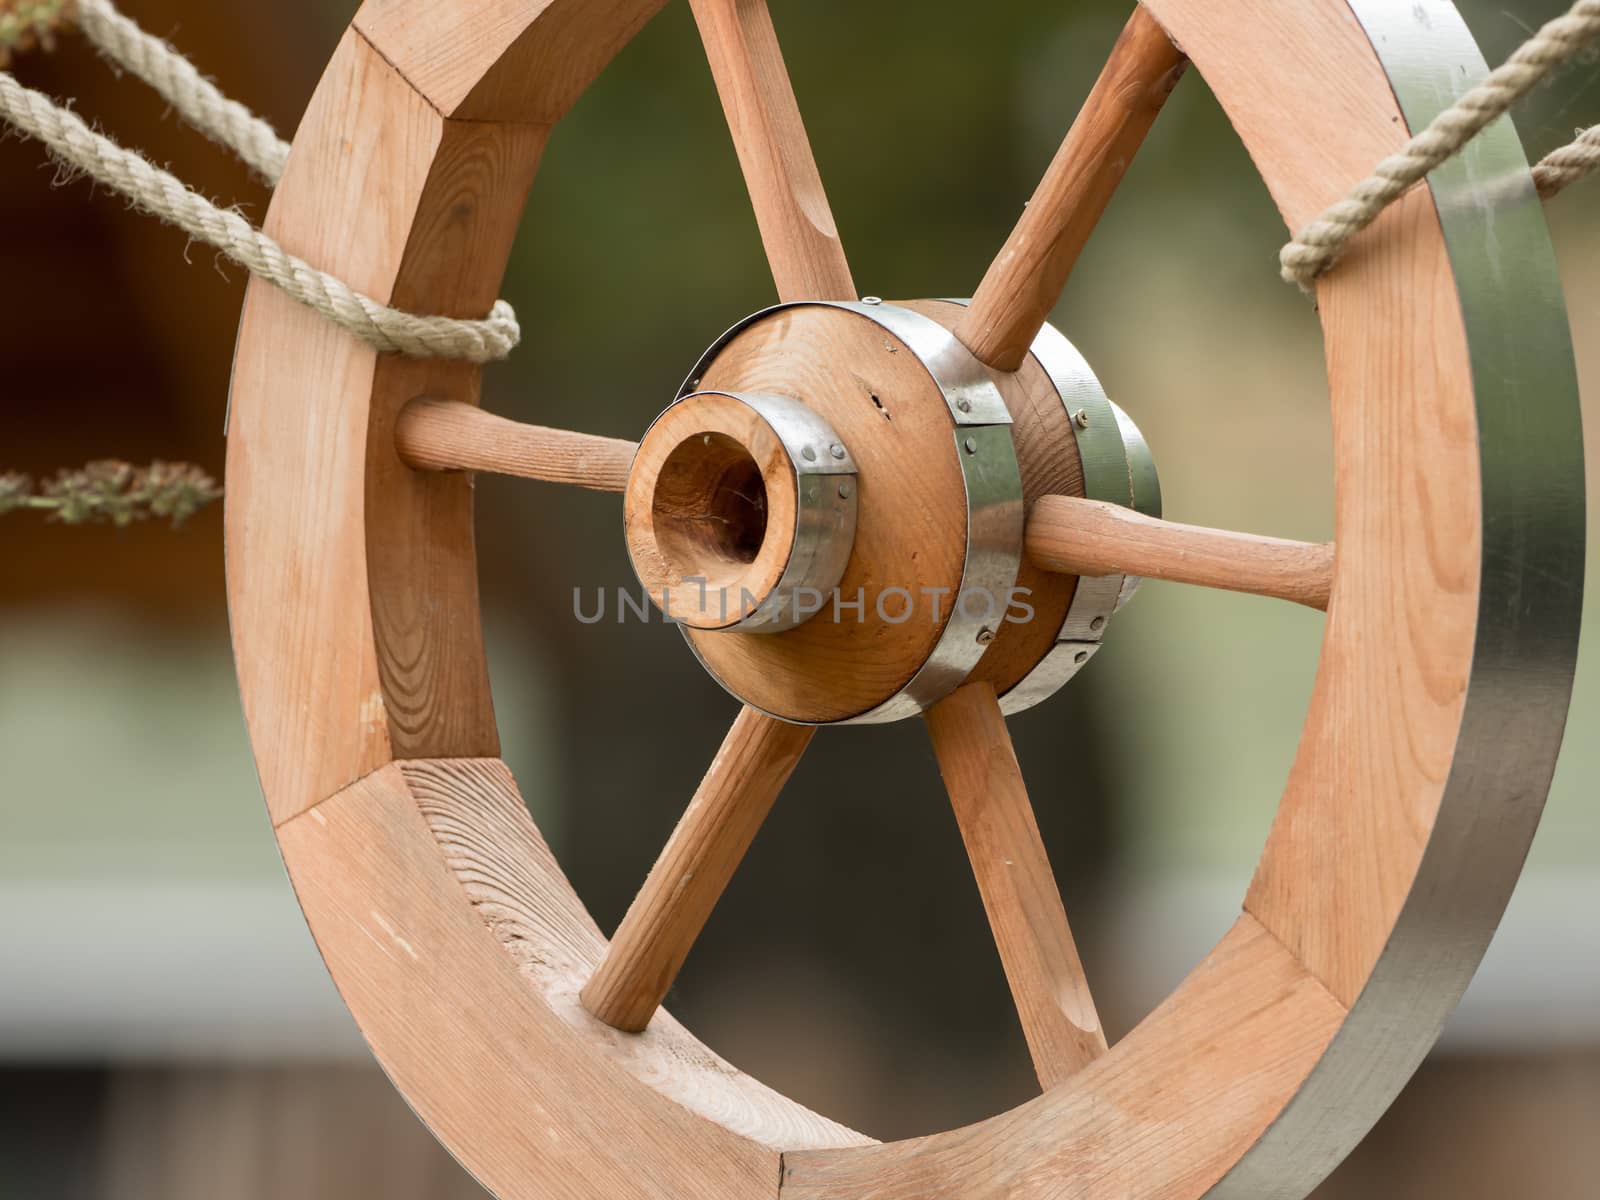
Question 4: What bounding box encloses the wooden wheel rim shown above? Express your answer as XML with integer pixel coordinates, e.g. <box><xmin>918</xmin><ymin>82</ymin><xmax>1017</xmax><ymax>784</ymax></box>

<box><xmin>224</xmin><ymin>3</ymin><xmax>1583</xmax><ymax>1199</ymax></box>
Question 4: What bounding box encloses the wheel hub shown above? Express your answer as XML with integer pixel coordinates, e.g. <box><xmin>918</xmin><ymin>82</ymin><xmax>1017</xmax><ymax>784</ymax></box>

<box><xmin>621</xmin><ymin>299</ymin><xmax>1159</xmax><ymax>724</ymax></box>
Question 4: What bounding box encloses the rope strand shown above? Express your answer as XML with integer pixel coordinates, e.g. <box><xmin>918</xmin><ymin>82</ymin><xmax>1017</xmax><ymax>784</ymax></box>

<box><xmin>0</xmin><ymin>0</ymin><xmax>518</xmax><ymax>362</ymax></box>
<box><xmin>0</xmin><ymin>70</ymin><xmax>520</xmax><ymax>361</ymax></box>
<box><xmin>1534</xmin><ymin>123</ymin><xmax>1600</xmax><ymax>197</ymax></box>
<box><xmin>73</xmin><ymin>0</ymin><xmax>287</xmax><ymax>182</ymax></box>
<box><xmin>1280</xmin><ymin>0</ymin><xmax>1600</xmax><ymax>290</ymax></box>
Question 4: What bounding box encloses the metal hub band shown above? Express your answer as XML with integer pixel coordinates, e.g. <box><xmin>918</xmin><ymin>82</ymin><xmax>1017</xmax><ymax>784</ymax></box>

<box><xmin>678</xmin><ymin>300</ymin><xmax>1026</xmax><ymax>724</ymax></box>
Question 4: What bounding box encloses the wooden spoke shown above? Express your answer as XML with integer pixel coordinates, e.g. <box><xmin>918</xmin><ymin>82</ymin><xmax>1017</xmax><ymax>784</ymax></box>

<box><xmin>955</xmin><ymin>6</ymin><xmax>1186</xmax><ymax>371</ymax></box>
<box><xmin>395</xmin><ymin>397</ymin><xmax>636</xmax><ymax>492</ymax></box>
<box><xmin>925</xmin><ymin>682</ymin><xmax>1106</xmax><ymax>1088</ymax></box>
<box><xmin>581</xmin><ymin>706</ymin><xmax>815</xmax><ymax>1032</ymax></box>
<box><xmin>1027</xmin><ymin>495</ymin><xmax>1335</xmax><ymax>611</ymax></box>
<box><xmin>690</xmin><ymin>0</ymin><xmax>856</xmax><ymax>302</ymax></box>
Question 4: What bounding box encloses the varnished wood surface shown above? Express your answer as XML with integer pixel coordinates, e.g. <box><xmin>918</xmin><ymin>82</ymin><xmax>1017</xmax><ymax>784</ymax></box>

<box><xmin>229</xmin><ymin>31</ymin><xmax>532</xmax><ymax>822</ymax></box>
<box><xmin>1027</xmin><ymin>495</ymin><xmax>1335</xmax><ymax>611</ymax></box>
<box><xmin>623</xmin><ymin>391</ymin><xmax>799</xmax><ymax>628</ymax></box>
<box><xmin>955</xmin><ymin>7</ymin><xmax>1186</xmax><ymax>371</ymax></box>
<box><xmin>353</xmin><ymin>0</ymin><xmax>671</xmax><ymax>122</ymax></box>
<box><xmin>690</xmin><ymin>0</ymin><xmax>855</xmax><ymax>302</ymax></box>
<box><xmin>582</xmin><ymin>708</ymin><xmax>814</xmax><ymax>1031</ymax></box>
<box><xmin>401</xmin><ymin>758</ymin><xmax>868</xmax><ymax>1154</ymax></box>
<box><xmin>925</xmin><ymin>683</ymin><xmax>1105</xmax><ymax>1088</ymax></box>
<box><xmin>783</xmin><ymin>916</ymin><xmax>1345</xmax><ymax>1200</ymax></box>
<box><xmin>228</xmin><ymin>0</ymin><xmax>1547</xmax><ymax>1195</ymax></box>
<box><xmin>688</xmin><ymin>306</ymin><xmax>970</xmax><ymax>722</ymax></box>
<box><xmin>1133</xmin><ymin>0</ymin><xmax>1482</xmax><ymax>1009</ymax></box>
<box><xmin>396</xmin><ymin>398</ymin><xmax>636</xmax><ymax>492</ymax></box>
<box><xmin>277</xmin><ymin>761</ymin><xmax>864</xmax><ymax>1200</ymax></box>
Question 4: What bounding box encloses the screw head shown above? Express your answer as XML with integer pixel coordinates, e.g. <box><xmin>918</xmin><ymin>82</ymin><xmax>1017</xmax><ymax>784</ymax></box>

<box><xmin>802</xmin><ymin>445</ymin><xmax>818</xmax><ymax>462</ymax></box>
<box><xmin>963</xmin><ymin>436</ymin><xmax>978</xmax><ymax>454</ymax></box>
<box><xmin>837</xmin><ymin>481</ymin><xmax>853</xmax><ymax>499</ymax></box>
<box><xmin>1073</xmin><ymin>408</ymin><xmax>1090</xmax><ymax>429</ymax></box>
<box><xmin>1090</xmin><ymin>615</ymin><xmax>1106</xmax><ymax>633</ymax></box>
<box><xmin>830</xmin><ymin>443</ymin><xmax>847</xmax><ymax>460</ymax></box>
<box><xmin>861</xmin><ymin>295</ymin><xmax>883</xmax><ymax>305</ymax></box>
<box><xmin>976</xmin><ymin>627</ymin><xmax>996</xmax><ymax>645</ymax></box>
<box><xmin>956</xmin><ymin>397</ymin><xmax>972</xmax><ymax>414</ymax></box>
<box><xmin>1074</xmin><ymin>649</ymin><xmax>1090</xmax><ymax>664</ymax></box>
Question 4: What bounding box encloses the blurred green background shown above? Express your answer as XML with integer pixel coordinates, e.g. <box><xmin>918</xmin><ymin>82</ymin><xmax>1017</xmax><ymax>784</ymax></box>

<box><xmin>1</xmin><ymin>1</ymin><xmax>1596</xmax><ymax>1196</ymax></box>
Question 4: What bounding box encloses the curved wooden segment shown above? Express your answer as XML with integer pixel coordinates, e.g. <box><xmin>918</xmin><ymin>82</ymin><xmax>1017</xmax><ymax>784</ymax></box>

<box><xmin>582</xmin><ymin>708</ymin><xmax>815</xmax><ymax>1032</ymax></box>
<box><xmin>352</xmin><ymin>0</ymin><xmax>671</xmax><ymax>122</ymax></box>
<box><xmin>1026</xmin><ymin>496</ymin><xmax>1335</xmax><ymax>611</ymax></box>
<box><xmin>276</xmin><ymin>762</ymin><xmax>865</xmax><ymax>1200</ymax></box>
<box><xmin>396</xmin><ymin>398</ymin><xmax>637</xmax><ymax>492</ymax></box>
<box><xmin>689</xmin><ymin>0</ymin><xmax>856</xmax><ymax>302</ymax></box>
<box><xmin>782</xmin><ymin>916</ymin><xmax>1345</xmax><ymax>1200</ymax></box>
<box><xmin>955</xmin><ymin>7</ymin><xmax>1186</xmax><ymax>371</ymax></box>
<box><xmin>924</xmin><ymin>683</ymin><xmax>1105</xmax><ymax>1088</ymax></box>
<box><xmin>1142</xmin><ymin>0</ymin><xmax>1480</xmax><ymax>1009</ymax></box>
<box><xmin>228</xmin><ymin>30</ymin><xmax>543</xmax><ymax>820</ymax></box>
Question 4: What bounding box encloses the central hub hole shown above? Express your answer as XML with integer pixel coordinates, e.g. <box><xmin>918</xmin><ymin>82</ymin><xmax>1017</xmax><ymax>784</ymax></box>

<box><xmin>653</xmin><ymin>433</ymin><xmax>770</xmax><ymax>588</ymax></box>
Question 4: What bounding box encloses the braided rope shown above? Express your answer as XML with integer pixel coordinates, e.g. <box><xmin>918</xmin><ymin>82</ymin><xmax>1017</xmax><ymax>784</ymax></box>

<box><xmin>1534</xmin><ymin>123</ymin><xmax>1600</xmax><ymax>196</ymax></box>
<box><xmin>0</xmin><ymin>1</ymin><xmax>519</xmax><ymax>362</ymax></box>
<box><xmin>1281</xmin><ymin>0</ymin><xmax>1600</xmax><ymax>290</ymax></box>
<box><xmin>0</xmin><ymin>70</ymin><xmax>520</xmax><ymax>361</ymax></box>
<box><xmin>74</xmin><ymin>0</ymin><xmax>287</xmax><ymax>182</ymax></box>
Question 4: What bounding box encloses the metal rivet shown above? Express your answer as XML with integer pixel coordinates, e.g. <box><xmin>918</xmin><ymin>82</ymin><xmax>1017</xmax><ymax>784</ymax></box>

<box><xmin>802</xmin><ymin>445</ymin><xmax>818</xmax><ymax>462</ymax></box>
<box><xmin>976</xmin><ymin>627</ymin><xmax>996</xmax><ymax>645</ymax></box>
<box><xmin>963</xmin><ymin>436</ymin><xmax>978</xmax><ymax>454</ymax></box>
<box><xmin>861</xmin><ymin>295</ymin><xmax>883</xmax><ymax>305</ymax></box>
<box><xmin>1073</xmin><ymin>409</ymin><xmax>1090</xmax><ymax>429</ymax></box>
<box><xmin>837</xmin><ymin>481</ymin><xmax>853</xmax><ymax>499</ymax></box>
<box><xmin>956</xmin><ymin>397</ymin><xmax>972</xmax><ymax>413</ymax></box>
<box><xmin>830</xmin><ymin>443</ymin><xmax>847</xmax><ymax>460</ymax></box>
<box><xmin>1074</xmin><ymin>650</ymin><xmax>1090</xmax><ymax>664</ymax></box>
<box><xmin>1090</xmin><ymin>615</ymin><xmax>1106</xmax><ymax>632</ymax></box>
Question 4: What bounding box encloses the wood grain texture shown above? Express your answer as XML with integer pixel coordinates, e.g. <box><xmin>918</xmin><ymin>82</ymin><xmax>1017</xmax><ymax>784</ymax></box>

<box><xmin>277</xmin><ymin>761</ymin><xmax>864</xmax><ymax>1200</ymax></box>
<box><xmin>955</xmin><ymin>7</ymin><xmax>1186</xmax><ymax>371</ymax></box>
<box><xmin>690</xmin><ymin>0</ymin><xmax>854</xmax><ymax>302</ymax></box>
<box><xmin>229</xmin><ymin>31</ymin><xmax>532</xmax><ymax>821</ymax></box>
<box><xmin>396</xmin><ymin>398</ymin><xmax>637</xmax><ymax>492</ymax></box>
<box><xmin>1027</xmin><ymin>495</ymin><xmax>1335</xmax><ymax>611</ymax></box>
<box><xmin>582</xmin><ymin>708</ymin><xmax>814</xmax><ymax>1031</ymax></box>
<box><xmin>1136</xmin><ymin>0</ymin><xmax>1482</xmax><ymax>1007</ymax></box>
<box><xmin>688</xmin><ymin>306</ymin><xmax>970</xmax><ymax>722</ymax></box>
<box><xmin>783</xmin><ymin>915</ymin><xmax>1345</xmax><ymax>1200</ymax></box>
<box><xmin>353</xmin><ymin>0</ymin><xmax>671</xmax><ymax>122</ymax></box>
<box><xmin>924</xmin><ymin>682</ymin><xmax>1105</xmax><ymax>1088</ymax></box>
<box><xmin>228</xmin><ymin>0</ymin><xmax>1542</xmax><ymax>1195</ymax></box>
<box><xmin>400</xmin><ymin>758</ymin><xmax>868</xmax><ymax>1154</ymax></box>
<box><xmin>623</xmin><ymin>393</ymin><xmax>800</xmax><ymax>628</ymax></box>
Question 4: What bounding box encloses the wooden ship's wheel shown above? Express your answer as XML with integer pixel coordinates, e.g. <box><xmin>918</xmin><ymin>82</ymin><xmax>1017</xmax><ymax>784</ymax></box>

<box><xmin>225</xmin><ymin>1</ymin><xmax>1583</xmax><ymax>1197</ymax></box>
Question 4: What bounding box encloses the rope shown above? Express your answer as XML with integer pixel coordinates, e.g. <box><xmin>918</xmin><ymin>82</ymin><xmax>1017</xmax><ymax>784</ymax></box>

<box><xmin>1281</xmin><ymin>0</ymin><xmax>1600</xmax><ymax>290</ymax></box>
<box><xmin>74</xmin><ymin>0</ymin><xmax>287</xmax><ymax>182</ymax></box>
<box><xmin>1534</xmin><ymin>123</ymin><xmax>1600</xmax><ymax>197</ymax></box>
<box><xmin>0</xmin><ymin>2</ymin><xmax>519</xmax><ymax>363</ymax></box>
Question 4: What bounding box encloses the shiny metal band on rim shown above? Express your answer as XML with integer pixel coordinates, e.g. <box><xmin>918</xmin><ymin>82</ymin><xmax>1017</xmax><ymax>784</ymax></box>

<box><xmin>677</xmin><ymin>300</ymin><xmax>1025</xmax><ymax>725</ymax></box>
<box><xmin>1211</xmin><ymin>1</ymin><xmax>1583</xmax><ymax>1194</ymax></box>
